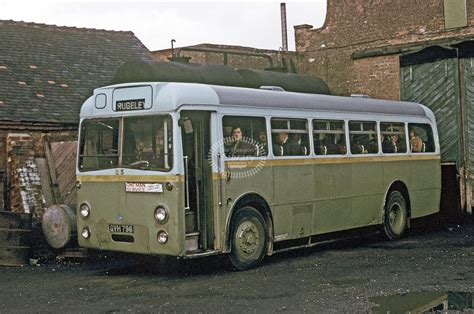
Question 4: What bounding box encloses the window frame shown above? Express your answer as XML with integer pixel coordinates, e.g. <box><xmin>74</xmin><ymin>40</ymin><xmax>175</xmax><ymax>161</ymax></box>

<box><xmin>270</xmin><ymin>117</ymin><xmax>311</xmax><ymax>158</ymax></box>
<box><xmin>379</xmin><ymin>122</ymin><xmax>408</xmax><ymax>155</ymax></box>
<box><xmin>348</xmin><ymin>120</ymin><xmax>379</xmax><ymax>155</ymax></box>
<box><xmin>408</xmin><ymin>122</ymin><xmax>436</xmax><ymax>154</ymax></box>
<box><xmin>312</xmin><ymin>119</ymin><xmax>347</xmax><ymax>156</ymax></box>
<box><xmin>221</xmin><ymin>115</ymin><xmax>268</xmax><ymax>159</ymax></box>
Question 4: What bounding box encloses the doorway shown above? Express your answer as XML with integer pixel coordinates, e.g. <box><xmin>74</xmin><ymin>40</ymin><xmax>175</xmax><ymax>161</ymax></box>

<box><xmin>180</xmin><ymin>111</ymin><xmax>214</xmax><ymax>251</ymax></box>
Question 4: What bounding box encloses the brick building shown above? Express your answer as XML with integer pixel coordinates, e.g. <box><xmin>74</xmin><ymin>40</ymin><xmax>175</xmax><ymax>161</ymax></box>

<box><xmin>294</xmin><ymin>0</ymin><xmax>473</xmax><ymax>99</ymax></box>
<box><xmin>0</xmin><ymin>20</ymin><xmax>151</xmax><ymax>215</ymax></box>
<box><xmin>294</xmin><ymin>0</ymin><xmax>474</xmax><ymax>212</ymax></box>
<box><xmin>151</xmin><ymin>43</ymin><xmax>300</xmax><ymax>73</ymax></box>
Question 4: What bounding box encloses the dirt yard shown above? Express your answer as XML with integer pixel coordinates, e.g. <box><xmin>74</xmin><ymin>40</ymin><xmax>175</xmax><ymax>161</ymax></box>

<box><xmin>0</xmin><ymin>220</ymin><xmax>473</xmax><ymax>312</ymax></box>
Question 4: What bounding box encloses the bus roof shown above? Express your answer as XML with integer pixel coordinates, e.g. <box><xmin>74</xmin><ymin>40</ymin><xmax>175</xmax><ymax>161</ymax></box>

<box><xmin>83</xmin><ymin>82</ymin><xmax>430</xmax><ymax>119</ymax></box>
<box><xmin>211</xmin><ymin>85</ymin><xmax>427</xmax><ymax>117</ymax></box>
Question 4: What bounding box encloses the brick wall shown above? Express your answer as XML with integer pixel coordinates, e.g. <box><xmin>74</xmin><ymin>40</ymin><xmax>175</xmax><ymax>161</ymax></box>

<box><xmin>295</xmin><ymin>0</ymin><xmax>474</xmax><ymax>98</ymax></box>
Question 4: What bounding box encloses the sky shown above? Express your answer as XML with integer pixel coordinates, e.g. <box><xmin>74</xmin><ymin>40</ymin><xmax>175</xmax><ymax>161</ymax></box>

<box><xmin>0</xmin><ymin>0</ymin><xmax>327</xmax><ymax>51</ymax></box>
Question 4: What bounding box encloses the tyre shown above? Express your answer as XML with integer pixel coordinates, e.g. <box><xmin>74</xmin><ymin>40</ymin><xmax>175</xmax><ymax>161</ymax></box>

<box><xmin>229</xmin><ymin>207</ymin><xmax>268</xmax><ymax>271</ymax></box>
<box><xmin>383</xmin><ymin>190</ymin><xmax>408</xmax><ymax>240</ymax></box>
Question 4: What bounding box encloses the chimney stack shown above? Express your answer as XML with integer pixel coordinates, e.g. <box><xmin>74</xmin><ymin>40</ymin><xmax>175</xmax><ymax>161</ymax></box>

<box><xmin>280</xmin><ymin>3</ymin><xmax>288</xmax><ymax>51</ymax></box>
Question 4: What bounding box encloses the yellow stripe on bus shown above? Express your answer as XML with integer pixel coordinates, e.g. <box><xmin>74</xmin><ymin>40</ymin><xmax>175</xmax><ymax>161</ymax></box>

<box><xmin>78</xmin><ymin>155</ymin><xmax>440</xmax><ymax>182</ymax></box>
<box><xmin>77</xmin><ymin>175</ymin><xmax>184</xmax><ymax>182</ymax></box>
<box><xmin>224</xmin><ymin>154</ymin><xmax>440</xmax><ymax>167</ymax></box>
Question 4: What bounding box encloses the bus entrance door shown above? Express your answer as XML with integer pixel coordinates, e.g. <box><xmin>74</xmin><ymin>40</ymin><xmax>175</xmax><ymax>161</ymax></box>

<box><xmin>181</xmin><ymin>111</ymin><xmax>214</xmax><ymax>252</ymax></box>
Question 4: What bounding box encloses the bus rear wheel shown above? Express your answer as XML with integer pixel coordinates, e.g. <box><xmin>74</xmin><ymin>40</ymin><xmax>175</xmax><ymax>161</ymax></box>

<box><xmin>384</xmin><ymin>191</ymin><xmax>408</xmax><ymax>240</ymax></box>
<box><xmin>229</xmin><ymin>207</ymin><xmax>267</xmax><ymax>271</ymax></box>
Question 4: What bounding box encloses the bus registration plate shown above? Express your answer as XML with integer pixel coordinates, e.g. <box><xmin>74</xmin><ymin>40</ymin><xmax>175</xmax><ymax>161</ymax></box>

<box><xmin>109</xmin><ymin>224</ymin><xmax>134</xmax><ymax>234</ymax></box>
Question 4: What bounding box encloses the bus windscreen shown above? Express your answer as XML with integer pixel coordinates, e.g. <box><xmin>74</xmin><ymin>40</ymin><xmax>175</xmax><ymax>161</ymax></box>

<box><xmin>78</xmin><ymin>116</ymin><xmax>173</xmax><ymax>171</ymax></box>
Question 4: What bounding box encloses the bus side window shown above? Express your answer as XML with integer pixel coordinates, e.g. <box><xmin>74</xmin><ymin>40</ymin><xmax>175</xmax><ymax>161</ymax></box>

<box><xmin>313</xmin><ymin>119</ymin><xmax>346</xmax><ymax>155</ymax></box>
<box><xmin>222</xmin><ymin>116</ymin><xmax>266</xmax><ymax>157</ymax></box>
<box><xmin>349</xmin><ymin>121</ymin><xmax>378</xmax><ymax>155</ymax></box>
<box><xmin>408</xmin><ymin>123</ymin><xmax>435</xmax><ymax>153</ymax></box>
<box><xmin>271</xmin><ymin>118</ymin><xmax>309</xmax><ymax>156</ymax></box>
<box><xmin>380</xmin><ymin>122</ymin><xmax>407</xmax><ymax>154</ymax></box>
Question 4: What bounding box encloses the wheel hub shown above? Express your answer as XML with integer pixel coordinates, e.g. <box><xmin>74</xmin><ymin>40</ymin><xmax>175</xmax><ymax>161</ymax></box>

<box><xmin>238</xmin><ymin>222</ymin><xmax>259</xmax><ymax>255</ymax></box>
<box><xmin>389</xmin><ymin>205</ymin><xmax>401</xmax><ymax>228</ymax></box>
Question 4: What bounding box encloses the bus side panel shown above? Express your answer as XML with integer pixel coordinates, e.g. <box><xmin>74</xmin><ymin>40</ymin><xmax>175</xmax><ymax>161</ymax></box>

<box><xmin>382</xmin><ymin>159</ymin><xmax>412</xmax><ymax>217</ymax></box>
<box><xmin>313</xmin><ymin>162</ymin><xmax>352</xmax><ymax>234</ymax></box>
<box><xmin>350</xmin><ymin>160</ymin><xmax>385</xmax><ymax>227</ymax></box>
<box><xmin>408</xmin><ymin>158</ymin><xmax>442</xmax><ymax>218</ymax></box>
<box><xmin>382</xmin><ymin>158</ymin><xmax>441</xmax><ymax>219</ymax></box>
<box><xmin>223</xmin><ymin>163</ymin><xmax>274</xmax><ymax>236</ymax></box>
<box><xmin>272</xmin><ymin>163</ymin><xmax>315</xmax><ymax>239</ymax></box>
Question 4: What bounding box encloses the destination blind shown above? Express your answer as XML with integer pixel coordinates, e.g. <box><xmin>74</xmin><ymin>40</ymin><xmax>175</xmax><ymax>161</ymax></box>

<box><xmin>115</xmin><ymin>99</ymin><xmax>145</xmax><ymax>111</ymax></box>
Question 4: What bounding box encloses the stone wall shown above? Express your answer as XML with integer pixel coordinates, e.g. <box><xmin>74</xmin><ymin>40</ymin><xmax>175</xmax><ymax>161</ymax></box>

<box><xmin>294</xmin><ymin>0</ymin><xmax>474</xmax><ymax>99</ymax></box>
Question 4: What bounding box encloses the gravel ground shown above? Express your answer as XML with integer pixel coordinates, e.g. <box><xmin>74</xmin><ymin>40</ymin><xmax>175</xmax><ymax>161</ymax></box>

<box><xmin>0</xmin><ymin>220</ymin><xmax>473</xmax><ymax>312</ymax></box>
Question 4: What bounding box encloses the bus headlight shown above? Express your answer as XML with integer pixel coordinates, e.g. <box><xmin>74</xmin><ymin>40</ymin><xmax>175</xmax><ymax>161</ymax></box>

<box><xmin>157</xmin><ymin>230</ymin><xmax>169</xmax><ymax>244</ymax></box>
<box><xmin>80</xmin><ymin>203</ymin><xmax>90</xmax><ymax>218</ymax></box>
<box><xmin>154</xmin><ymin>206</ymin><xmax>168</xmax><ymax>224</ymax></box>
<box><xmin>81</xmin><ymin>227</ymin><xmax>91</xmax><ymax>239</ymax></box>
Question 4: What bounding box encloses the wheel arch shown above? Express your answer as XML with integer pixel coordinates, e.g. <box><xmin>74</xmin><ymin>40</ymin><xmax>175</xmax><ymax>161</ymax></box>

<box><xmin>224</xmin><ymin>193</ymin><xmax>274</xmax><ymax>255</ymax></box>
<box><xmin>384</xmin><ymin>180</ymin><xmax>412</xmax><ymax>225</ymax></box>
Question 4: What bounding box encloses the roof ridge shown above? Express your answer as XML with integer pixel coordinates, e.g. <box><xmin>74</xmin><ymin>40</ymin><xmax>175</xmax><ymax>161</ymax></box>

<box><xmin>0</xmin><ymin>19</ymin><xmax>135</xmax><ymax>35</ymax></box>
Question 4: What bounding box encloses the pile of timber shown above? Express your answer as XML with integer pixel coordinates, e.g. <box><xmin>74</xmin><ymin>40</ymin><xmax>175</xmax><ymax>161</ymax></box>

<box><xmin>6</xmin><ymin>134</ymin><xmax>46</xmax><ymax>219</ymax></box>
<box><xmin>0</xmin><ymin>170</ymin><xmax>5</xmax><ymax>210</ymax></box>
<box><xmin>0</xmin><ymin>134</ymin><xmax>84</xmax><ymax>261</ymax></box>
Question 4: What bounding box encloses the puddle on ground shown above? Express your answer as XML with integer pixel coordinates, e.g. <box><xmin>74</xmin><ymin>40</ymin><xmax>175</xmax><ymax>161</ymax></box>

<box><xmin>371</xmin><ymin>291</ymin><xmax>473</xmax><ymax>313</ymax></box>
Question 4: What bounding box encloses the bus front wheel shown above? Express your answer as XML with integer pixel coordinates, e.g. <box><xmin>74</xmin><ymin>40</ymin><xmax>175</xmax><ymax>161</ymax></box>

<box><xmin>229</xmin><ymin>207</ymin><xmax>268</xmax><ymax>271</ymax></box>
<box><xmin>383</xmin><ymin>191</ymin><xmax>408</xmax><ymax>240</ymax></box>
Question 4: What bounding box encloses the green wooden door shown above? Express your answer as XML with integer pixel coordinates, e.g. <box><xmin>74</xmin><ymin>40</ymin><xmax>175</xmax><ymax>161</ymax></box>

<box><xmin>401</xmin><ymin>45</ymin><xmax>474</xmax><ymax>213</ymax></box>
<box><xmin>400</xmin><ymin>58</ymin><xmax>461</xmax><ymax>165</ymax></box>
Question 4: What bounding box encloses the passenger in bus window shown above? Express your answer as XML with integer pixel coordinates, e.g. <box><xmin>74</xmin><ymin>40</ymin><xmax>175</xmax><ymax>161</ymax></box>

<box><xmin>314</xmin><ymin>135</ymin><xmax>327</xmax><ymax>155</ymax></box>
<box><xmin>273</xmin><ymin>132</ymin><xmax>303</xmax><ymax>156</ymax></box>
<box><xmin>391</xmin><ymin>134</ymin><xmax>399</xmax><ymax>153</ymax></box>
<box><xmin>382</xmin><ymin>134</ymin><xmax>396</xmax><ymax>153</ymax></box>
<box><xmin>323</xmin><ymin>134</ymin><xmax>346</xmax><ymax>155</ymax></box>
<box><xmin>395</xmin><ymin>133</ymin><xmax>406</xmax><ymax>153</ymax></box>
<box><xmin>410</xmin><ymin>129</ymin><xmax>423</xmax><ymax>152</ymax></box>
<box><xmin>257</xmin><ymin>130</ymin><xmax>268</xmax><ymax>156</ymax></box>
<box><xmin>225</xmin><ymin>126</ymin><xmax>257</xmax><ymax>157</ymax></box>
<box><xmin>350</xmin><ymin>135</ymin><xmax>366</xmax><ymax>154</ymax></box>
<box><xmin>368</xmin><ymin>136</ymin><xmax>378</xmax><ymax>153</ymax></box>
<box><xmin>291</xmin><ymin>133</ymin><xmax>308</xmax><ymax>155</ymax></box>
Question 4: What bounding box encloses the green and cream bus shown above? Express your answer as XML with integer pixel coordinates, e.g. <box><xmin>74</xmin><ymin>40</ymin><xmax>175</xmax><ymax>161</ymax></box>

<box><xmin>76</xmin><ymin>82</ymin><xmax>441</xmax><ymax>270</ymax></box>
